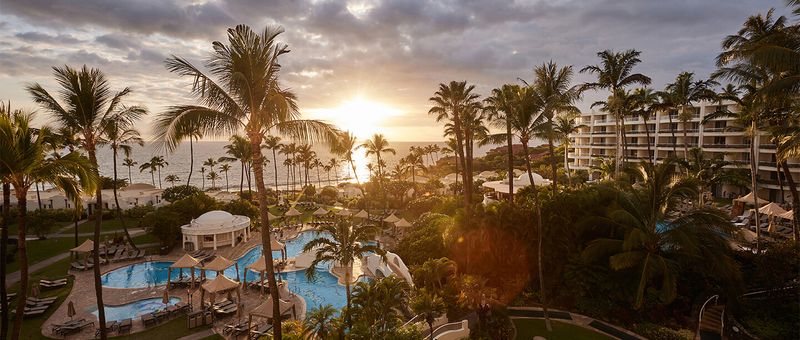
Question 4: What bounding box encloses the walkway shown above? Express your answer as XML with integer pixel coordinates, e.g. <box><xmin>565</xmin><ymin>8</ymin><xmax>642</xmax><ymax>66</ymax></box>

<box><xmin>508</xmin><ymin>307</ymin><xmax>645</xmax><ymax>340</ymax></box>
<box><xmin>176</xmin><ymin>329</ymin><xmax>217</xmax><ymax>340</ymax></box>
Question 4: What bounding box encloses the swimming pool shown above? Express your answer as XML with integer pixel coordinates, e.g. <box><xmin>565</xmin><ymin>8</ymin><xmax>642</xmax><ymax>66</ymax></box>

<box><xmin>101</xmin><ymin>231</ymin><xmax>362</xmax><ymax>311</ymax></box>
<box><xmin>91</xmin><ymin>297</ymin><xmax>181</xmax><ymax>322</ymax></box>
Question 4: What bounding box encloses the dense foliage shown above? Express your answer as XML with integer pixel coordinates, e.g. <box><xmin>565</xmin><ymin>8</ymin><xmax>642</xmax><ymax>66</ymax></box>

<box><xmin>161</xmin><ymin>185</ymin><xmax>202</xmax><ymax>202</ymax></box>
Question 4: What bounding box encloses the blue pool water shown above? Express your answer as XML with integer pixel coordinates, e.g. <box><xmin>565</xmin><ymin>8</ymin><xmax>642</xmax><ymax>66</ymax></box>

<box><xmin>91</xmin><ymin>297</ymin><xmax>181</xmax><ymax>322</ymax></box>
<box><xmin>101</xmin><ymin>231</ymin><xmax>361</xmax><ymax>311</ymax></box>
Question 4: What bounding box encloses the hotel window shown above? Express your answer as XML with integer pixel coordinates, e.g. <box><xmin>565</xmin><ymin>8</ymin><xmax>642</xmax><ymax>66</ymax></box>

<box><xmin>204</xmin><ymin>236</ymin><xmax>214</xmax><ymax>242</ymax></box>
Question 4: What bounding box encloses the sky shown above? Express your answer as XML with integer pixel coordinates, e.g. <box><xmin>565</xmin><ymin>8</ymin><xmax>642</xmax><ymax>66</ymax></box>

<box><xmin>0</xmin><ymin>0</ymin><xmax>793</xmax><ymax>142</ymax></box>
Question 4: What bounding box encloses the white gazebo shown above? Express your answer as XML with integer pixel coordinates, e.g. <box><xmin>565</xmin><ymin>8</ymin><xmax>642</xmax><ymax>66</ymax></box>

<box><xmin>181</xmin><ymin>210</ymin><xmax>252</xmax><ymax>251</ymax></box>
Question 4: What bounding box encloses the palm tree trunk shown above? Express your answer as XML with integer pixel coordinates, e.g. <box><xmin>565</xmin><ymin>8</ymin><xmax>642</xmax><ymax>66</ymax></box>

<box><xmin>272</xmin><ymin>149</ymin><xmax>279</xmax><ymax>190</ymax></box>
<box><xmin>35</xmin><ymin>183</ymin><xmax>42</xmax><ymax>210</ymax></box>
<box><xmin>157</xmin><ymin>168</ymin><xmax>162</xmax><ymax>189</ymax></box>
<box><xmin>781</xmin><ymin>164</ymin><xmax>799</xmax><ymax>242</ymax></box>
<box><xmin>614</xmin><ymin>113</ymin><xmax>622</xmax><ymax>177</ymax></box>
<box><xmin>1</xmin><ymin>183</ymin><xmax>9</xmax><ymax>340</ymax></box>
<box><xmin>749</xmin><ymin>123</ymin><xmax>761</xmax><ymax>253</ymax></box>
<box><xmin>187</xmin><ymin>137</ymin><xmax>194</xmax><ymax>186</ymax></box>
<box><xmin>150</xmin><ymin>171</ymin><xmax>155</xmax><ymax>186</ymax></box>
<box><xmin>350</xmin><ymin>159</ymin><xmax>360</xmax><ymax>184</ymax></box>
<box><xmin>127</xmin><ymin>166</ymin><xmax>132</xmax><ymax>184</ymax></box>
<box><xmin>88</xmin><ymin>149</ymin><xmax>108</xmax><ymax>340</ymax></box>
<box><xmin>240</xmin><ymin>162</ymin><xmax>245</xmax><ymax>194</ymax></box>
<box><xmin>345</xmin><ymin>270</ymin><xmax>352</xmax><ymax>327</ymax></box>
<box><xmin>454</xmin><ymin>123</ymin><xmax>469</xmax><ymax>211</ymax></box>
<box><xmin>644</xmin><ymin>118</ymin><xmax>653</xmax><ymax>163</ymax></box>
<box><xmin>634</xmin><ymin>254</ymin><xmax>651</xmax><ymax>309</ymax></box>
<box><xmin>668</xmin><ymin>114</ymin><xmax>677</xmax><ymax>154</ymax></box>
<box><xmin>537</xmin><ymin>204</ymin><xmax>551</xmax><ymax>331</ymax></box>
<box><xmin>564</xmin><ymin>141</ymin><xmax>572</xmax><ymax>187</ymax></box>
<box><xmin>547</xmin><ymin>134</ymin><xmax>557</xmax><ymax>194</ymax></box>
<box><xmin>682</xmin><ymin>119</ymin><xmax>689</xmax><ymax>159</ymax></box>
<box><xmin>10</xmin><ymin>193</ymin><xmax>27</xmax><ymax>340</ymax></box>
<box><xmin>111</xmin><ymin>148</ymin><xmax>137</xmax><ymax>250</ymax></box>
<box><xmin>620</xmin><ymin>117</ymin><xmax>628</xmax><ymax>165</ymax></box>
<box><xmin>225</xmin><ymin>172</ymin><xmax>229</xmax><ymax>191</ymax></box>
<box><xmin>507</xmin><ymin>120</ymin><xmax>514</xmax><ymax>203</ymax></box>
<box><xmin>248</xmin><ymin>134</ymin><xmax>282</xmax><ymax>339</ymax></box>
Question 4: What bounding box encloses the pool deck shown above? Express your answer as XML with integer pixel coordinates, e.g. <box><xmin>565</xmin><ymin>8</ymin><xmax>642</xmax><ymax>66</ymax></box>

<box><xmin>42</xmin><ymin>230</ymin><xmax>309</xmax><ymax>339</ymax></box>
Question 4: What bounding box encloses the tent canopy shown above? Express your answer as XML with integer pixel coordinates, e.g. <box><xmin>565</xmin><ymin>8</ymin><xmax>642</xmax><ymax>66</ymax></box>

<box><xmin>779</xmin><ymin>210</ymin><xmax>794</xmax><ymax>220</ymax></box>
<box><xmin>312</xmin><ymin>207</ymin><xmax>329</xmax><ymax>216</ymax></box>
<box><xmin>394</xmin><ymin>218</ymin><xmax>412</xmax><ymax>228</ymax></box>
<box><xmin>171</xmin><ymin>254</ymin><xmax>200</xmax><ymax>268</ymax></box>
<box><xmin>336</xmin><ymin>209</ymin><xmax>352</xmax><ymax>217</ymax></box>
<box><xmin>203</xmin><ymin>256</ymin><xmax>235</xmax><ymax>272</ymax></box>
<box><xmin>271</xmin><ymin>236</ymin><xmax>285</xmax><ymax>250</ymax></box>
<box><xmin>383</xmin><ymin>213</ymin><xmax>400</xmax><ymax>223</ymax></box>
<box><xmin>734</xmin><ymin>192</ymin><xmax>769</xmax><ymax>205</ymax></box>
<box><xmin>202</xmin><ymin>274</ymin><xmax>239</xmax><ymax>293</ymax></box>
<box><xmin>246</xmin><ymin>256</ymin><xmax>285</xmax><ymax>272</ymax></box>
<box><xmin>70</xmin><ymin>239</ymin><xmax>94</xmax><ymax>253</ymax></box>
<box><xmin>284</xmin><ymin>208</ymin><xmax>302</xmax><ymax>217</ymax></box>
<box><xmin>250</xmin><ymin>296</ymin><xmax>293</xmax><ymax>318</ymax></box>
<box><xmin>354</xmin><ymin>210</ymin><xmax>369</xmax><ymax>219</ymax></box>
<box><xmin>758</xmin><ymin>202</ymin><xmax>788</xmax><ymax>216</ymax></box>
<box><xmin>267</xmin><ymin>212</ymin><xmax>280</xmax><ymax>220</ymax></box>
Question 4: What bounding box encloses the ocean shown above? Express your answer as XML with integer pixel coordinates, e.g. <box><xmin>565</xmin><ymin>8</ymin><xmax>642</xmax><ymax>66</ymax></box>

<box><xmin>93</xmin><ymin>141</ymin><xmax>499</xmax><ymax>191</ymax></box>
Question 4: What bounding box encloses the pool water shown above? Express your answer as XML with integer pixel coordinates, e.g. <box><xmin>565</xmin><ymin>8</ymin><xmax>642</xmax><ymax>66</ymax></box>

<box><xmin>101</xmin><ymin>231</ymin><xmax>364</xmax><ymax>311</ymax></box>
<box><xmin>91</xmin><ymin>297</ymin><xmax>181</xmax><ymax>322</ymax></box>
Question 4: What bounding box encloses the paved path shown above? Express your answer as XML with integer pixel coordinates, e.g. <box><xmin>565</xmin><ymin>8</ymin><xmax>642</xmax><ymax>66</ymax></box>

<box><xmin>176</xmin><ymin>329</ymin><xmax>217</xmax><ymax>340</ymax></box>
<box><xmin>5</xmin><ymin>242</ymin><xmax>161</xmax><ymax>287</ymax></box>
<box><xmin>50</xmin><ymin>228</ymin><xmax>146</xmax><ymax>238</ymax></box>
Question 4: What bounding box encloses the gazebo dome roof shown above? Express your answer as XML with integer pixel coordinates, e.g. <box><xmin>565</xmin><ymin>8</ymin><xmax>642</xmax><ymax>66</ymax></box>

<box><xmin>196</xmin><ymin>210</ymin><xmax>235</xmax><ymax>225</ymax></box>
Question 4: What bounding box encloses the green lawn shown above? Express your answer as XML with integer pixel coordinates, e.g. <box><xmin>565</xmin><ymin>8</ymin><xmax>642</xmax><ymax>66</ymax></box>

<box><xmin>76</xmin><ymin>217</ymin><xmax>142</xmax><ymax>234</ymax></box>
<box><xmin>513</xmin><ymin>319</ymin><xmax>615</xmax><ymax>340</ymax></box>
<box><xmin>111</xmin><ymin>315</ymin><xmax>212</xmax><ymax>340</ymax></box>
<box><xmin>131</xmin><ymin>233</ymin><xmax>159</xmax><ymax>246</ymax></box>
<box><xmin>5</xmin><ymin>237</ymin><xmax>95</xmax><ymax>273</ymax></box>
<box><xmin>5</xmin><ymin>257</ymin><xmax>73</xmax><ymax>340</ymax></box>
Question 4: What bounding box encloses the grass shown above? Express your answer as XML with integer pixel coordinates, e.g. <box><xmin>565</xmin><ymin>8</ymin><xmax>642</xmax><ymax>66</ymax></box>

<box><xmin>131</xmin><ymin>233</ymin><xmax>159</xmax><ymax>245</ymax></box>
<box><xmin>4</xmin><ymin>257</ymin><xmax>73</xmax><ymax>340</ymax></box>
<box><xmin>5</xmin><ymin>237</ymin><xmax>94</xmax><ymax>273</ymax></box>
<box><xmin>111</xmin><ymin>315</ymin><xmax>212</xmax><ymax>340</ymax></box>
<box><xmin>75</xmin><ymin>217</ymin><xmax>143</xmax><ymax>234</ymax></box>
<box><xmin>513</xmin><ymin>319</ymin><xmax>615</xmax><ymax>340</ymax></box>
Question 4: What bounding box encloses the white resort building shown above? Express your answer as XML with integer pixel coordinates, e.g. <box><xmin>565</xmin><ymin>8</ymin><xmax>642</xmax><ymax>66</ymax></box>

<box><xmin>181</xmin><ymin>210</ymin><xmax>252</xmax><ymax>251</ymax></box>
<box><xmin>567</xmin><ymin>100</ymin><xmax>800</xmax><ymax>203</ymax></box>
<box><xmin>10</xmin><ymin>183</ymin><xmax>165</xmax><ymax>212</ymax></box>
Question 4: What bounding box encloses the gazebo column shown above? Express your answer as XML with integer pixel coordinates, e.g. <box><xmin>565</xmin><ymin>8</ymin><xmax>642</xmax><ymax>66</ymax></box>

<box><xmin>213</xmin><ymin>234</ymin><xmax>217</xmax><ymax>250</ymax></box>
<box><xmin>231</xmin><ymin>231</ymin><xmax>235</xmax><ymax>247</ymax></box>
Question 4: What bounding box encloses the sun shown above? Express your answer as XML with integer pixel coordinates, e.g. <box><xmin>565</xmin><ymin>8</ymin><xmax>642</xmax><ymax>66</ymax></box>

<box><xmin>311</xmin><ymin>97</ymin><xmax>402</xmax><ymax>139</ymax></box>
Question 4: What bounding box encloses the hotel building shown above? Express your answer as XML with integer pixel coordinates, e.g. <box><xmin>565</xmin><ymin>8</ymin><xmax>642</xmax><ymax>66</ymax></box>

<box><xmin>568</xmin><ymin>100</ymin><xmax>799</xmax><ymax>203</ymax></box>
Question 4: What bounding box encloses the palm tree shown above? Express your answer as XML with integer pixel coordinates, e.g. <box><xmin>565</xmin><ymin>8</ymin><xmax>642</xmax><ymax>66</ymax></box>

<box><xmin>629</xmin><ymin>88</ymin><xmax>660</xmax><ymax>163</ymax></box>
<box><xmin>330</xmin><ymin>131</ymin><xmax>361</xmax><ymax>184</ymax></box>
<box><xmin>283</xmin><ymin>158</ymin><xmax>294</xmax><ymax>191</ymax></box>
<box><xmin>411</xmin><ymin>290</ymin><xmax>446</xmax><ymax>339</ymax></box>
<box><xmin>484</xmin><ymin>85</ymin><xmax>519</xmax><ymax>202</ymax></box>
<box><xmin>28</xmin><ymin>65</ymin><xmax>145</xmax><ymax>340</ymax></box>
<box><xmin>139</xmin><ymin>160</ymin><xmax>156</xmax><ymax>186</ymax></box>
<box><xmin>303</xmin><ymin>220</ymin><xmax>384</xmax><ymax>327</ymax></box>
<box><xmin>429</xmin><ymin>81</ymin><xmax>483</xmax><ymax>212</ymax></box>
<box><xmin>583</xmin><ymin>159</ymin><xmax>739</xmax><ymax>309</ymax></box>
<box><xmin>263</xmin><ymin>135</ymin><xmax>282</xmax><ymax>190</ymax></box>
<box><xmin>0</xmin><ymin>112</ymin><xmax>96</xmax><ymax>340</ymax></box>
<box><xmin>152</xmin><ymin>156</ymin><xmax>168</xmax><ymax>188</ymax></box>
<box><xmin>322</xmin><ymin>164</ymin><xmax>333</xmax><ymax>185</ymax></box>
<box><xmin>528</xmin><ymin>61</ymin><xmax>581</xmax><ymax>193</ymax></box>
<box><xmin>552</xmin><ymin>112</ymin><xmax>588</xmax><ymax>187</ymax></box>
<box><xmin>280</xmin><ymin>142</ymin><xmax>298</xmax><ymax>190</ymax></box>
<box><xmin>678</xmin><ymin>148</ymin><xmax>747</xmax><ymax>205</ymax></box>
<box><xmin>359</xmin><ymin>134</ymin><xmax>396</xmax><ymax>208</ymax></box>
<box><xmin>328</xmin><ymin>158</ymin><xmax>340</xmax><ymax>184</ymax></box>
<box><xmin>312</xmin><ymin>158</ymin><xmax>323</xmax><ymax>188</ymax></box>
<box><xmin>304</xmin><ymin>304</ymin><xmax>337</xmax><ymax>340</ymax></box>
<box><xmin>219</xmin><ymin>163</ymin><xmax>231</xmax><ymax>190</ymax></box>
<box><xmin>581</xmin><ymin>49</ymin><xmax>652</xmax><ymax>177</ymax></box>
<box><xmin>207</xmin><ymin>171</ymin><xmax>220</xmax><ymax>189</ymax></box>
<box><xmin>590</xmin><ymin>157</ymin><xmax>617</xmax><ymax>181</ymax></box>
<box><xmin>221</xmin><ymin>135</ymin><xmax>252</xmax><ymax>194</ymax></box>
<box><xmin>350</xmin><ymin>276</ymin><xmax>410</xmax><ymax>333</ymax></box>
<box><xmin>658</xmin><ymin>72</ymin><xmax>718</xmax><ymax>158</ymax></box>
<box><xmin>122</xmin><ymin>157</ymin><xmax>137</xmax><ymax>184</ymax></box>
<box><xmin>199</xmin><ymin>167</ymin><xmax>206</xmax><ymax>190</ymax></box>
<box><xmin>154</xmin><ymin>25</ymin><xmax>337</xmax><ymax>338</ymax></box>
<box><xmin>101</xmin><ymin>112</ymin><xmax>145</xmax><ymax>248</ymax></box>
<box><xmin>203</xmin><ymin>157</ymin><xmax>218</xmax><ymax>176</ymax></box>
<box><xmin>165</xmin><ymin>174</ymin><xmax>180</xmax><ymax>187</ymax></box>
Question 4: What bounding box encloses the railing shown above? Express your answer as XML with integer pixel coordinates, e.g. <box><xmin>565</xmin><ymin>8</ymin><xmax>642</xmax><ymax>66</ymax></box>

<box><xmin>432</xmin><ymin>320</ymin><xmax>469</xmax><ymax>340</ymax></box>
<box><xmin>702</xmin><ymin>144</ymin><xmax>749</xmax><ymax>149</ymax></box>
<box><xmin>696</xmin><ymin>295</ymin><xmax>720</xmax><ymax>340</ymax></box>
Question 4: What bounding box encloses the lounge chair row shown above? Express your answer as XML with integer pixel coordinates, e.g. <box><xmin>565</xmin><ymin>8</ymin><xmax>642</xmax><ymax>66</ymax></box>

<box><xmin>169</xmin><ymin>276</ymin><xmax>204</xmax><ymax>287</ymax></box>
<box><xmin>94</xmin><ymin>318</ymin><xmax>132</xmax><ymax>337</ymax></box>
<box><xmin>52</xmin><ymin>318</ymin><xmax>94</xmax><ymax>336</ymax></box>
<box><xmin>110</xmin><ymin>249</ymin><xmax>145</xmax><ymax>262</ymax></box>
<box><xmin>190</xmin><ymin>249</ymin><xmax>215</xmax><ymax>263</ymax></box>
<box><xmin>141</xmin><ymin>302</ymin><xmax>191</xmax><ymax>328</ymax></box>
<box><xmin>40</xmin><ymin>278</ymin><xmax>67</xmax><ymax>290</ymax></box>
<box><xmin>249</xmin><ymin>323</ymin><xmax>273</xmax><ymax>339</ymax></box>
<box><xmin>21</xmin><ymin>296</ymin><xmax>58</xmax><ymax>318</ymax></box>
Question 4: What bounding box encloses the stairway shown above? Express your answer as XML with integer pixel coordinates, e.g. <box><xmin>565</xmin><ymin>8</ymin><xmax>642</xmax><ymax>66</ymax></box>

<box><xmin>698</xmin><ymin>305</ymin><xmax>724</xmax><ymax>340</ymax></box>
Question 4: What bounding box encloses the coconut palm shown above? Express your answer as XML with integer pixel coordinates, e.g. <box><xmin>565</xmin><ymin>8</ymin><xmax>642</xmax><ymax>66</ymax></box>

<box><xmin>328</xmin><ymin>158</ymin><xmax>340</xmax><ymax>184</ymax></box>
<box><xmin>359</xmin><ymin>134</ymin><xmax>395</xmax><ymax>208</ymax></box>
<box><xmin>263</xmin><ymin>135</ymin><xmax>282</xmax><ymax>190</ymax></box>
<box><xmin>349</xmin><ymin>276</ymin><xmax>410</xmax><ymax>333</ymax></box>
<box><xmin>203</xmin><ymin>157</ymin><xmax>218</xmax><ymax>175</ymax></box>
<box><xmin>330</xmin><ymin>131</ymin><xmax>361</xmax><ymax>184</ymax></box>
<box><xmin>484</xmin><ymin>85</ymin><xmax>519</xmax><ymax>202</ymax></box>
<box><xmin>528</xmin><ymin>61</ymin><xmax>581</xmax><ymax>193</ymax></box>
<box><xmin>154</xmin><ymin>25</ymin><xmax>337</xmax><ymax>337</ymax></box>
<box><xmin>199</xmin><ymin>167</ymin><xmax>206</xmax><ymax>189</ymax></box>
<box><xmin>28</xmin><ymin>65</ymin><xmax>145</xmax><ymax>339</ymax></box>
<box><xmin>411</xmin><ymin>289</ymin><xmax>446</xmax><ymax>340</ymax></box>
<box><xmin>678</xmin><ymin>148</ymin><xmax>747</xmax><ymax>205</ymax></box>
<box><xmin>582</xmin><ymin>159</ymin><xmax>739</xmax><ymax>309</ymax></box>
<box><xmin>219</xmin><ymin>164</ymin><xmax>231</xmax><ymax>190</ymax></box>
<box><xmin>552</xmin><ymin>111</ymin><xmax>588</xmax><ymax>187</ymax></box>
<box><xmin>207</xmin><ymin>171</ymin><xmax>220</xmax><ymax>189</ymax></box>
<box><xmin>139</xmin><ymin>160</ymin><xmax>157</xmax><ymax>186</ymax></box>
<box><xmin>629</xmin><ymin>88</ymin><xmax>660</xmax><ymax>163</ymax></box>
<box><xmin>304</xmin><ymin>304</ymin><xmax>337</xmax><ymax>340</ymax></box>
<box><xmin>122</xmin><ymin>157</ymin><xmax>137</xmax><ymax>184</ymax></box>
<box><xmin>101</xmin><ymin>114</ymin><xmax>145</xmax><ymax>247</ymax></box>
<box><xmin>581</xmin><ymin>50</ymin><xmax>652</xmax><ymax>177</ymax></box>
<box><xmin>303</xmin><ymin>220</ymin><xmax>384</xmax><ymax>327</ymax></box>
<box><xmin>658</xmin><ymin>72</ymin><xmax>719</xmax><ymax>158</ymax></box>
<box><xmin>165</xmin><ymin>174</ymin><xmax>180</xmax><ymax>187</ymax></box>
<box><xmin>152</xmin><ymin>156</ymin><xmax>168</xmax><ymax>188</ymax></box>
<box><xmin>280</xmin><ymin>142</ymin><xmax>298</xmax><ymax>190</ymax></box>
<box><xmin>221</xmin><ymin>135</ymin><xmax>252</xmax><ymax>194</ymax></box>
<box><xmin>0</xmin><ymin>112</ymin><xmax>96</xmax><ymax>340</ymax></box>
<box><xmin>429</xmin><ymin>81</ymin><xmax>482</xmax><ymax>211</ymax></box>
<box><xmin>590</xmin><ymin>157</ymin><xmax>617</xmax><ymax>181</ymax></box>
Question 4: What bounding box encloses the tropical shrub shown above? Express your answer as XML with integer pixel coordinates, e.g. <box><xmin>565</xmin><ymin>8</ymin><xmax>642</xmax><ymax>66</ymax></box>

<box><xmin>162</xmin><ymin>185</ymin><xmax>202</xmax><ymax>202</ymax></box>
<box><xmin>27</xmin><ymin>210</ymin><xmax>57</xmax><ymax>239</ymax></box>
<box><xmin>125</xmin><ymin>204</ymin><xmax>155</xmax><ymax>218</ymax></box>
<box><xmin>632</xmin><ymin>323</ymin><xmax>693</xmax><ymax>340</ymax></box>
<box><xmin>394</xmin><ymin>213</ymin><xmax>449</xmax><ymax>266</ymax></box>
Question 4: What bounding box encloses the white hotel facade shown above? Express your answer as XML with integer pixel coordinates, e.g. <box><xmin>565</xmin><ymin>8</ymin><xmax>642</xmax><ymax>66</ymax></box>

<box><xmin>568</xmin><ymin>100</ymin><xmax>800</xmax><ymax>203</ymax></box>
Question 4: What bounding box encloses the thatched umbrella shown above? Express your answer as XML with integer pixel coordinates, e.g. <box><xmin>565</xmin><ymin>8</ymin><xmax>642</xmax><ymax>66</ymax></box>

<box><xmin>336</xmin><ymin>209</ymin><xmax>352</xmax><ymax>218</ymax></box>
<box><xmin>70</xmin><ymin>239</ymin><xmax>94</xmax><ymax>266</ymax></box>
<box><xmin>168</xmin><ymin>254</ymin><xmax>200</xmax><ymax>290</ymax></box>
<box><xmin>354</xmin><ymin>209</ymin><xmax>369</xmax><ymax>220</ymax></box>
<box><xmin>382</xmin><ymin>213</ymin><xmax>400</xmax><ymax>223</ymax></box>
<box><xmin>201</xmin><ymin>274</ymin><xmax>241</xmax><ymax>308</ymax></box>
<box><xmin>248</xmin><ymin>295</ymin><xmax>296</xmax><ymax>330</ymax></box>
<box><xmin>312</xmin><ymin>207</ymin><xmax>329</xmax><ymax>217</ymax></box>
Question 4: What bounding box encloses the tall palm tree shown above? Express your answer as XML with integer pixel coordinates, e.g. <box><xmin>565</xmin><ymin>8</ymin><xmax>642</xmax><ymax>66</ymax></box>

<box><xmin>528</xmin><ymin>61</ymin><xmax>581</xmax><ymax>193</ymax></box>
<box><xmin>328</xmin><ymin>158</ymin><xmax>340</xmax><ymax>184</ymax></box>
<box><xmin>154</xmin><ymin>25</ymin><xmax>337</xmax><ymax>337</ymax></box>
<box><xmin>203</xmin><ymin>157</ymin><xmax>218</xmax><ymax>176</ymax></box>
<box><xmin>583</xmin><ymin>159</ymin><xmax>739</xmax><ymax>309</ymax></box>
<box><xmin>322</xmin><ymin>164</ymin><xmax>333</xmax><ymax>185</ymax></box>
<box><xmin>330</xmin><ymin>131</ymin><xmax>360</xmax><ymax>184</ymax></box>
<box><xmin>207</xmin><ymin>171</ymin><xmax>220</xmax><ymax>189</ymax></box>
<box><xmin>280</xmin><ymin>142</ymin><xmax>298</xmax><ymax>190</ymax></box>
<box><xmin>678</xmin><ymin>148</ymin><xmax>747</xmax><ymax>205</ymax></box>
<box><xmin>263</xmin><ymin>135</ymin><xmax>282</xmax><ymax>190</ymax></box>
<box><xmin>28</xmin><ymin>65</ymin><xmax>144</xmax><ymax>339</ymax></box>
<box><xmin>152</xmin><ymin>156</ymin><xmax>168</xmax><ymax>189</ymax></box>
<box><xmin>350</xmin><ymin>276</ymin><xmax>410</xmax><ymax>333</ymax></box>
<box><xmin>283</xmin><ymin>158</ymin><xmax>294</xmax><ymax>191</ymax></box>
<box><xmin>139</xmin><ymin>160</ymin><xmax>157</xmax><ymax>186</ymax></box>
<box><xmin>304</xmin><ymin>304</ymin><xmax>337</xmax><ymax>340</ymax></box>
<box><xmin>303</xmin><ymin>220</ymin><xmax>384</xmax><ymax>327</ymax></box>
<box><xmin>359</xmin><ymin>134</ymin><xmax>395</xmax><ymax>208</ymax></box>
<box><xmin>658</xmin><ymin>72</ymin><xmax>718</xmax><ymax>158</ymax></box>
<box><xmin>219</xmin><ymin>163</ymin><xmax>231</xmax><ymax>190</ymax></box>
<box><xmin>581</xmin><ymin>49</ymin><xmax>652</xmax><ymax>176</ymax></box>
<box><xmin>629</xmin><ymin>88</ymin><xmax>660</xmax><ymax>163</ymax></box>
<box><xmin>484</xmin><ymin>85</ymin><xmax>519</xmax><ymax>202</ymax></box>
<box><xmin>101</xmin><ymin>113</ymin><xmax>145</xmax><ymax>248</ymax></box>
<box><xmin>221</xmin><ymin>135</ymin><xmax>252</xmax><ymax>194</ymax></box>
<box><xmin>122</xmin><ymin>157</ymin><xmax>137</xmax><ymax>184</ymax></box>
<box><xmin>411</xmin><ymin>290</ymin><xmax>446</xmax><ymax>340</ymax></box>
<box><xmin>165</xmin><ymin>174</ymin><xmax>180</xmax><ymax>187</ymax></box>
<box><xmin>199</xmin><ymin>166</ymin><xmax>206</xmax><ymax>190</ymax></box>
<box><xmin>429</xmin><ymin>81</ymin><xmax>482</xmax><ymax>212</ymax></box>
<box><xmin>552</xmin><ymin>112</ymin><xmax>588</xmax><ymax>187</ymax></box>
